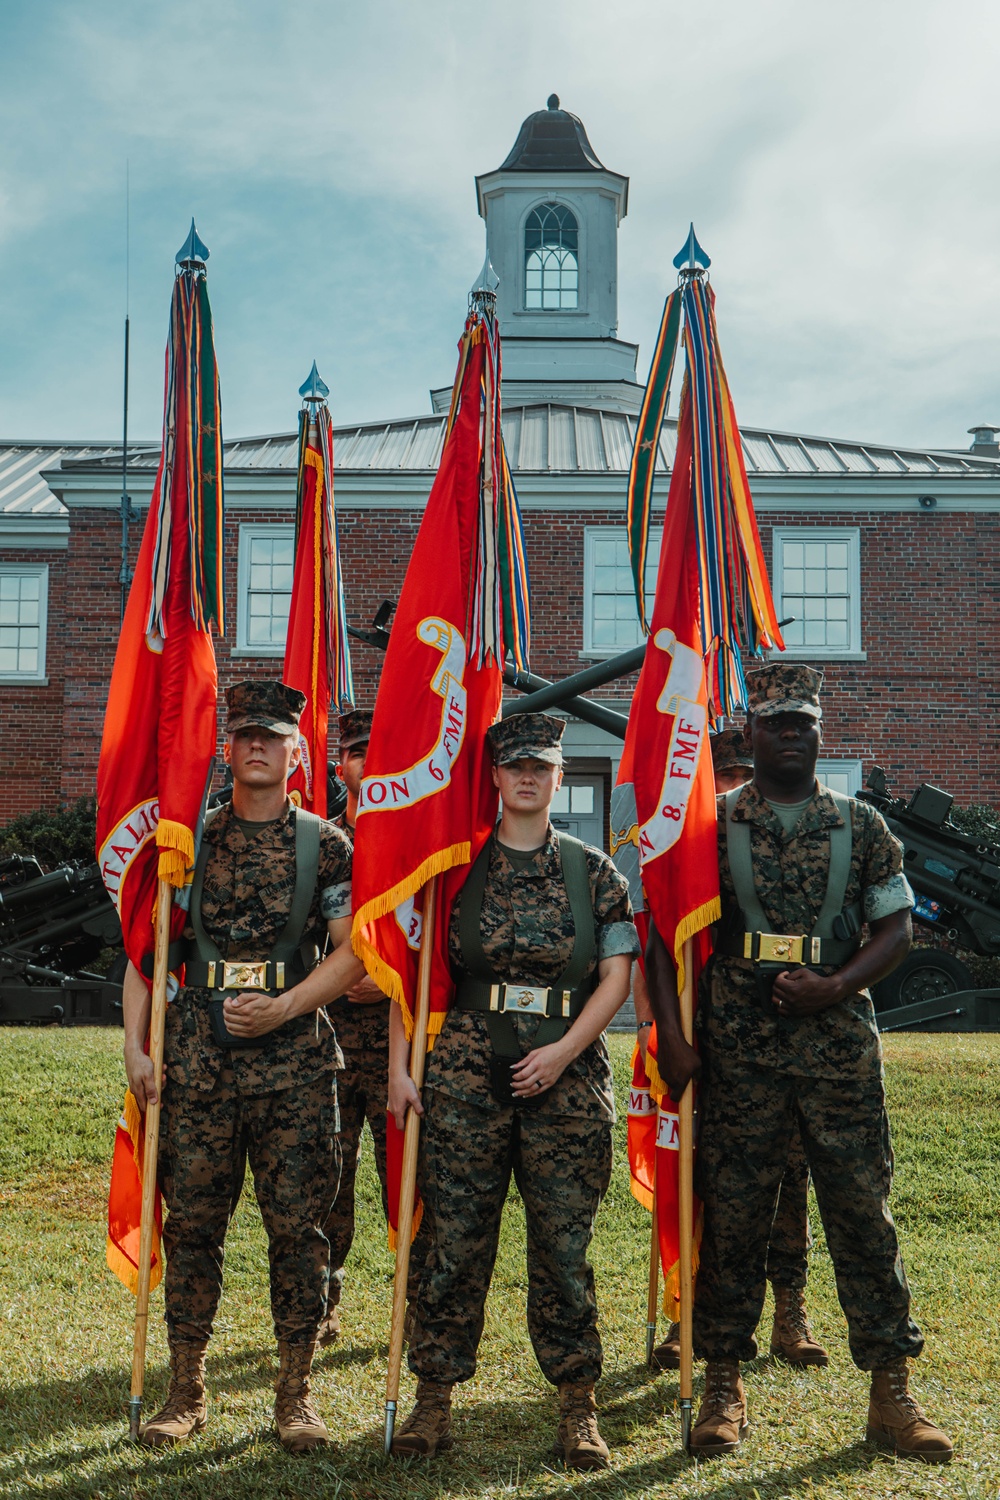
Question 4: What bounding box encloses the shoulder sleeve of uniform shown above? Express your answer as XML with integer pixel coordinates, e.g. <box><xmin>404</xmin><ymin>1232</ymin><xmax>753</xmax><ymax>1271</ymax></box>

<box><xmin>585</xmin><ymin>846</ymin><xmax>641</xmax><ymax>960</ymax></box>
<box><xmin>853</xmin><ymin>801</ymin><xmax>914</xmax><ymax>921</ymax></box>
<box><xmin>318</xmin><ymin>819</ymin><xmax>353</xmax><ymax>922</ymax></box>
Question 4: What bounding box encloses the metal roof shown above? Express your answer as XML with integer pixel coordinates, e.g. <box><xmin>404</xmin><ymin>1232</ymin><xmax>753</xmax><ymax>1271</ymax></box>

<box><xmin>497</xmin><ymin>96</ymin><xmax>608</xmax><ymax>174</ymax></box>
<box><xmin>4</xmin><ymin>407</ymin><xmax>1000</xmax><ymax>521</ymax></box>
<box><xmin>0</xmin><ymin>441</ymin><xmax>156</xmax><ymax>517</ymax></box>
<box><xmin>217</xmin><ymin>409</ymin><xmax>1000</xmax><ymax>479</ymax></box>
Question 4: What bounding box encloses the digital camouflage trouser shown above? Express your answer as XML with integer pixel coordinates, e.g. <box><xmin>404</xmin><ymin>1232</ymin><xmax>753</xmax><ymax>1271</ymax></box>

<box><xmin>766</xmin><ymin>1120</ymin><xmax>812</xmax><ymax>1290</ymax></box>
<box><xmin>323</xmin><ymin>1002</ymin><xmax>429</xmax><ymax>1307</ymax></box>
<box><xmin>693</xmin><ymin>1049</ymin><xmax>923</xmax><ymax>1369</ymax></box>
<box><xmin>160</xmin><ymin>1062</ymin><xmax>341</xmax><ymax>1345</ymax></box>
<box><xmin>409</xmin><ymin>1087</ymin><xmax>613</xmax><ymax>1387</ymax></box>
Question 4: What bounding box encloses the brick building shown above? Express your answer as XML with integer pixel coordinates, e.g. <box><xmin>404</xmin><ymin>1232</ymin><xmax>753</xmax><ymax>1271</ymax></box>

<box><xmin>3</xmin><ymin>97</ymin><xmax>1000</xmax><ymax>836</ymax></box>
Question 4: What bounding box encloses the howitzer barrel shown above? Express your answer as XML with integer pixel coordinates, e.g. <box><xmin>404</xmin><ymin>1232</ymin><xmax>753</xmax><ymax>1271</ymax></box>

<box><xmin>0</xmin><ymin>865</ymin><xmax>86</xmax><ymax>913</ymax></box>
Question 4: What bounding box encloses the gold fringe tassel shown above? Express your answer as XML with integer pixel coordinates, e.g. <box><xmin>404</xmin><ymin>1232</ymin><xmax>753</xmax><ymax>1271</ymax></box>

<box><xmin>386</xmin><ymin>1198</ymin><xmax>424</xmax><ymax>1252</ymax></box>
<box><xmin>351</xmin><ymin>845</ymin><xmax>470</xmax><ymax>1045</ymax></box>
<box><xmin>156</xmin><ymin>818</ymin><xmax>194</xmax><ymax>888</ymax></box>
<box><xmin>661</xmin><ymin>1204</ymin><xmax>704</xmax><ymax>1317</ymax></box>
<box><xmin>672</xmin><ymin>896</ymin><xmax>721</xmax><ymax>1001</ymax></box>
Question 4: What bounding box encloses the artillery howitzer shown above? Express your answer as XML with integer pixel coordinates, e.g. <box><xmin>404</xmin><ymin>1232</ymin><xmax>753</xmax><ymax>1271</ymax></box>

<box><xmin>0</xmin><ymin>853</ymin><xmax>124</xmax><ymax>1025</ymax></box>
<box><xmin>859</xmin><ymin>767</ymin><xmax>1000</xmax><ymax>1030</ymax></box>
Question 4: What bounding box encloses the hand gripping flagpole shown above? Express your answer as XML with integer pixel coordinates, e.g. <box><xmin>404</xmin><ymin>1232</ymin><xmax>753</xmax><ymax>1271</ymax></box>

<box><xmin>645</xmin><ymin>1158</ymin><xmax>659</xmax><ymax>1365</ymax></box>
<box><xmin>384</xmin><ymin>874</ymin><xmax>439</xmax><ymax>1455</ymax></box>
<box><xmin>129</xmin><ymin>877</ymin><xmax>172</xmax><ymax>1440</ymax></box>
<box><xmin>677</xmin><ymin>935</ymin><xmax>696</xmax><ymax>1452</ymax></box>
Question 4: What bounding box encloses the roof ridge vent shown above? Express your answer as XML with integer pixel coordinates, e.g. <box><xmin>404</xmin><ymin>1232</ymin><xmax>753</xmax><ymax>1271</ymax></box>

<box><xmin>968</xmin><ymin>423</ymin><xmax>1000</xmax><ymax>455</ymax></box>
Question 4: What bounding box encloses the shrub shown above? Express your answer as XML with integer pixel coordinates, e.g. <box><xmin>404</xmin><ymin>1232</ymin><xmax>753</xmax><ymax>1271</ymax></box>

<box><xmin>0</xmin><ymin>798</ymin><xmax>99</xmax><ymax>869</ymax></box>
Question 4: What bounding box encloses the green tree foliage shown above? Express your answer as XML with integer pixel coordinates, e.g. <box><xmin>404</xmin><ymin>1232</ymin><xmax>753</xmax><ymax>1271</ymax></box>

<box><xmin>0</xmin><ymin>797</ymin><xmax>98</xmax><ymax>868</ymax></box>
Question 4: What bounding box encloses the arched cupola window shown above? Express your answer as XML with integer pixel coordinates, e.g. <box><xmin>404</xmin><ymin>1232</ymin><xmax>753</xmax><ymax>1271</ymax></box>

<box><xmin>525</xmin><ymin>202</ymin><xmax>579</xmax><ymax>310</ymax></box>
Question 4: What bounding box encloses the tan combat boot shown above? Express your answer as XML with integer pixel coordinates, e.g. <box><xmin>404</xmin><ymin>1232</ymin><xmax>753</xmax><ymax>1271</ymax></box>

<box><xmin>554</xmin><ymin>1381</ymin><xmax>610</xmax><ymax>1470</ymax></box>
<box><xmin>391</xmin><ymin>1379</ymin><xmax>453</xmax><ymax>1458</ymax></box>
<box><xmin>689</xmin><ymin>1359</ymin><xmax>748</xmax><ymax>1457</ymax></box>
<box><xmin>274</xmin><ymin>1340</ymin><xmax>329</xmax><ymax>1453</ymax></box>
<box><xmin>316</xmin><ymin>1303</ymin><xmax>341</xmax><ymax>1348</ymax></box>
<box><xmin>867</xmin><ymin>1358</ymin><xmax>953</xmax><ymax>1463</ymax></box>
<box><xmin>651</xmin><ymin>1321</ymin><xmax>681</xmax><ymax>1370</ymax></box>
<box><xmin>769</xmin><ymin>1285</ymin><xmax>829</xmax><ymax>1367</ymax></box>
<box><xmin>139</xmin><ymin>1339</ymin><xmax>209</xmax><ymax>1447</ymax></box>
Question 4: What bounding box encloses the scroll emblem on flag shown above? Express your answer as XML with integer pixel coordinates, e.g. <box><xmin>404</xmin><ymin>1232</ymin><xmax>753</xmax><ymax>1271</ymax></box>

<box><xmin>98</xmin><ymin>799</ymin><xmax>160</xmax><ymax>906</ymax></box>
<box><xmin>637</xmin><ymin>629</ymin><xmax>709</xmax><ymax>864</ymax></box>
<box><xmin>358</xmin><ymin>617</ymin><xmax>468</xmax><ymax>814</ymax></box>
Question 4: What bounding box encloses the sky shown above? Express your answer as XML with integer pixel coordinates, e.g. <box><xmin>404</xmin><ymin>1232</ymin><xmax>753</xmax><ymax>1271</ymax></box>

<box><xmin>1</xmin><ymin>0</ymin><xmax>998</xmax><ymax>451</ymax></box>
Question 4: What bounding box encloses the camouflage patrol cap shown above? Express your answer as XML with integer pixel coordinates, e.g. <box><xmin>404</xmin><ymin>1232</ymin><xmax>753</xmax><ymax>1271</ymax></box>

<box><xmin>338</xmin><ymin>708</ymin><xmax>372</xmax><ymax>752</ymax></box>
<box><xmin>225</xmin><ymin>680</ymin><xmax>306</xmax><ymax>736</ymax></box>
<box><xmin>487</xmin><ymin>712</ymin><xmax>565</xmax><ymax>766</ymax></box>
<box><xmin>710</xmin><ymin>728</ymin><xmax>754</xmax><ymax>773</ymax></box>
<box><xmin>745</xmin><ymin>662</ymin><xmax>823</xmax><ymax>720</ymax></box>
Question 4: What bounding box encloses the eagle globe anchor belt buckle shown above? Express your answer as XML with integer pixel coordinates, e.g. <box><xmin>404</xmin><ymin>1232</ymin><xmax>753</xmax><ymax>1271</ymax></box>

<box><xmin>488</xmin><ymin>982</ymin><xmax>572</xmax><ymax>1019</ymax></box>
<box><xmin>206</xmin><ymin>960</ymin><xmax>286</xmax><ymax>992</ymax></box>
<box><xmin>743</xmin><ymin>933</ymin><xmax>822</xmax><ymax>966</ymax></box>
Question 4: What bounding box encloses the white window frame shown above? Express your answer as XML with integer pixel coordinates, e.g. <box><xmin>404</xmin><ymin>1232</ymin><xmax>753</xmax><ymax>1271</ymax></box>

<box><xmin>816</xmin><ymin>758</ymin><xmax>865</xmax><ymax>797</ymax></box>
<box><xmin>582</xmin><ymin>526</ymin><xmax>661</xmax><ymax>657</ymax></box>
<box><xmin>235</xmin><ymin>523</ymin><xmax>295</xmax><ymax>658</ymax></box>
<box><xmin>772</xmin><ymin>527</ymin><xmax>865</xmax><ymax>660</ymax></box>
<box><xmin>0</xmin><ymin>563</ymin><xmax>48</xmax><ymax>684</ymax></box>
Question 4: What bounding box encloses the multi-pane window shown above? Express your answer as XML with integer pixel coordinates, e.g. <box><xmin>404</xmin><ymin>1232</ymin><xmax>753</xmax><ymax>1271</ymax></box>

<box><xmin>584</xmin><ymin>529</ymin><xmax>660</xmax><ymax>654</ymax></box>
<box><xmin>236</xmin><ymin>525</ymin><xmax>294</xmax><ymax>655</ymax></box>
<box><xmin>0</xmin><ymin>565</ymin><xmax>47</xmax><ymax>680</ymax></box>
<box><xmin>773</xmin><ymin>529</ymin><xmax>861</xmax><ymax>657</ymax></box>
<box><xmin>525</xmin><ymin>202</ymin><xmax>579</xmax><ymax>310</ymax></box>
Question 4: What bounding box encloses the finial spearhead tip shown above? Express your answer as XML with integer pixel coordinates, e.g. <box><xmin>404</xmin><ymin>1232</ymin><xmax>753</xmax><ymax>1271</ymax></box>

<box><xmin>470</xmin><ymin>252</ymin><xmax>500</xmax><ymax>299</ymax></box>
<box><xmin>672</xmin><ymin>222</ymin><xmax>711</xmax><ymax>272</ymax></box>
<box><xmin>299</xmin><ymin>360</ymin><xmax>330</xmax><ymax>402</ymax></box>
<box><xmin>176</xmin><ymin>219</ymin><xmax>210</xmax><ymax>266</ymax></box>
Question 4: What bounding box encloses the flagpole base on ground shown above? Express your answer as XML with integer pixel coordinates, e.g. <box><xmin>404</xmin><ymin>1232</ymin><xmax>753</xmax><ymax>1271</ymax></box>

<box><xmin>645</xmin><ymin>1320</ymin><xmax>657</xmax><ymax>1366</ymax></box>
<box><xmin>129</xmin><ymin>1397</ymin><xmax>142</xmax><ymax>1443</ymax></box>
<box><xmin>384</xmin><ymin>1401</ymin><xmax>396</xmax><ymax>1456</ymax></box>
<box><xmin>680</xmin><ymin>1397</ymin><xmax>692</xmax><ymax>1453</ymax></box>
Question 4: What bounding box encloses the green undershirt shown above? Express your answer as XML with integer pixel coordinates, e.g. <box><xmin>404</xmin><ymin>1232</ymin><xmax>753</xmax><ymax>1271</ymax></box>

<box><xmin>232</xmin><ymin>814</ymin><xmax>282</xmax><ymax>842</ymax></box>
<box><xmin>764</xmin><ymin>794</ymin><xmax>814</xmax><ymax>835</ymax></box>
<box><xmin>497</xmin><ymin>840</ymin><xmax>545</xmax><ymax>872</ymax></box>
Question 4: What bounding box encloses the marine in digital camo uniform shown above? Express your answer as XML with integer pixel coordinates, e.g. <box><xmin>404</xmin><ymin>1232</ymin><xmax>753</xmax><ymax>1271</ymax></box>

<box><xmin>389</xmin><ymin>712</ymin><xmax>640</xmax><ymax>1470</ymax></box>
<box><xmin>317</xmin><ymin>708</ymin><xmax>429</xmax><ymax>1346</ymax></box>
<box><xmin>644</xmin><ymin>727</ymin><xmax>825</xmax><ymax>1373</ymax></box>
<box><xmin>122</xmin><ymin>681</ymin><xmax>365</xmax><ymax>1454</ymax></box>
<box><xmin>649</xmin><ymin>663</ymin><xmax>953</xmax><ymax>1462</ymax></box>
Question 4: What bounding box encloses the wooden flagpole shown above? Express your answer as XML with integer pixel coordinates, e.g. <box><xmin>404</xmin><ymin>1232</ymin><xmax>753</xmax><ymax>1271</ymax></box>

<box><xmin>645</xmin><ymin>1160</ymin><xmax>659</xmax><ymax>1365</ymax></box>
<box><xmin>384</xmin><ymin>873</ymin><xmax>439</xmax><ymax>1456</ymax></box>
<box><xmin>128</xmin><ymin>876</ymin><xmax>172</xmax><ymax>1440</ymax></box>
<box><xmin>677</xmin><ymin>935</ymin><xmax>695</xmax><ymax>1451</ymax></box>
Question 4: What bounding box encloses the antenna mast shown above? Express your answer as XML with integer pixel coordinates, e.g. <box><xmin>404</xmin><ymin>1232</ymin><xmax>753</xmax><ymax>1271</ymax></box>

<box><xmin>119</xmin><ymin>162</ymin><xmax>133</xmax><ymax>623</ymax></box>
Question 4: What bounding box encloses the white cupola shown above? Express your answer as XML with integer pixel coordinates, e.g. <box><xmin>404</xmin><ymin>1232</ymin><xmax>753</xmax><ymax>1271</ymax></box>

<box><xmin>473</xmin><ymin>96</ymin><xmax>641</xmax><ymax>411</ymax></box>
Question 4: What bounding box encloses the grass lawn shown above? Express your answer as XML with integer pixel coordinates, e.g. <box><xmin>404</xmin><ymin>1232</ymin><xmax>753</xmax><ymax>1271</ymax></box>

<box><xmin>0</xmin><ymin>1028</ymin><xmax>997</xmax><ymax>1499</ymax></box>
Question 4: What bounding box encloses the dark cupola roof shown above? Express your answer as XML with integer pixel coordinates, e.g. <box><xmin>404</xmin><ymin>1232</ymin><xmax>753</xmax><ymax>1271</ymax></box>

<box><xmin>499</xmin><ymin>95</ymin><xmax>606</xmax><ymax>172</ymax></box>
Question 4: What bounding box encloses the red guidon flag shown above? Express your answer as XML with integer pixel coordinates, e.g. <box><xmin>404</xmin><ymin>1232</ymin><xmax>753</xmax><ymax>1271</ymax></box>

<box><xmin>618</xmin><ymin>244</ymin><xmax>782</xmax><ymax>1315</ymax></box>
<box><xmin>97</xmin><ymin>246</ymin><xmax>224</xmax><ymax>1291</ymax></box>
<box><xmin>283</xmin><ymin>383</ymin><xmax>353</xmax><ymax>815</ymax></box>
<box><xmin>617</xmin><ymin>403</ymin><xmax>717</xmax><ymax>1314</ymax></box>
<box><xmin>351</xmin><ymin>305</ymin><xmax>529</xmax><ymax>1049</ymax></box>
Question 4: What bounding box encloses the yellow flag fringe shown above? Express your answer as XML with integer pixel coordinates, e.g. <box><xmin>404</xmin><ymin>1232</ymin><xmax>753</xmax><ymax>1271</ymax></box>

<box><xmin>387</xmin><ymin>1198</ymin><xmax>424</xmax><ymax>1252</ymax></box>
<box><xmin>156</xmin><ymin>818</ymin><xmax>194</xmax><ymax>887</ymax></box>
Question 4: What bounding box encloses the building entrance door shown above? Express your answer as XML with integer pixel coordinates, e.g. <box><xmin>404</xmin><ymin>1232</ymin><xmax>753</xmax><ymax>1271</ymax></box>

<box><xmin>549</xmin><ymin>774</ymin><xmax>604</xmax><ymax>850</ymax></box>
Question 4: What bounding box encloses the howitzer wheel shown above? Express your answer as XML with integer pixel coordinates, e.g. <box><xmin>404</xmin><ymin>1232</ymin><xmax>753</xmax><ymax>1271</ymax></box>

<box><xmin>873</xmin><ymin>949</ymin><xmax>973</xmax><ymax>1012</ymax></box>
